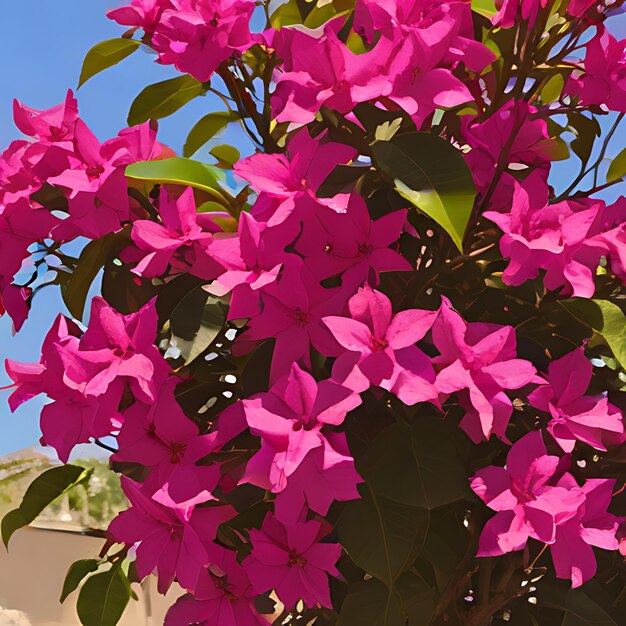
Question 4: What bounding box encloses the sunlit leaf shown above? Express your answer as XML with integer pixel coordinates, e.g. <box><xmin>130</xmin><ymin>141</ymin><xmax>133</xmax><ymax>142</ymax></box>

<box><xmin>79</xmin><ymin>39</ymin><xmax>140</xmax><ymax>88</ymax></box>
<box><xmin>125</xmin><ymin>157</ymin><xmax>225</xmax><ymax>199</ymax></box>
<box><xmin>183</xmin><ymin>111</ymin><xmax>240</xmax><ymax>158</ymax></box>
<box><xmin>561</xmin><ymin>299</ymin><xmax>626</xmax><ymax>369</ymax></box>
<box><xmin>128</xmin><ymin>75</ymin><xmax>203</xmax><ymax>126</ymax></box>
<box><xmin>372</xmin><ymin>132</ymin><xmax>476</xmax><ymax>252</ymax></box>
<box><xmin>607</xmin><ymin>145</ymin><xmax>626</xmax><ymax>183</ymax></box>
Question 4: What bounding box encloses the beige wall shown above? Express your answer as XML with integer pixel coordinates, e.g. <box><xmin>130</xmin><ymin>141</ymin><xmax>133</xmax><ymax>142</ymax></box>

<box><xmin>0</xmin><ymin>527</ymin><xmax>180</xmax><ymax>626</ymax></box>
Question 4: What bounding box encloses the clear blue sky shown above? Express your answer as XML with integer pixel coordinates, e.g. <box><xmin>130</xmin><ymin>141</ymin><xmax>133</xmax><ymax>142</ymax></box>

<box><xmin>0</xmin><ymin>3</ymin><xmax>624</xmax><ymax>456</ymax></box>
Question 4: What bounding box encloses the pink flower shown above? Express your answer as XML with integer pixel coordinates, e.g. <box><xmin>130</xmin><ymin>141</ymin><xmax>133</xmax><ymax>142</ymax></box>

<box><xmin>13</xmin><ymin>89</ymin><xmax>78</xmax><ymax>143</ymax></box>
<box><xmin>150</xmin><ymin>0</ymin><xmax>255</xmax><ymax>82</ymax></box>
<box><xmin>244</xmin><ymin>513</ymin><xmax>341</xmax><ymax>609</ymax></box>
<box><xmin>241</xmin><ymin>362</ymin><xmax>361</xmax><ymax>492</ymax></box>
<box><xmin>132</xmin><ymin>186</ymin><xmax>224</xmax><ymax>279</ymax></box>
<box><xmin>492</xmin><ymin>0</ymin><xmax>549</xmax><ymax>28</ymax></box>
<box><xmin>206</xmin><ymin>212</ymin><xmax>290</xmax><ymax>319</ymax></box>
<box><xmin>5</xmin><ymin>315</ymin><xmax>124</xmax><ymax>462</ymax></box>
<box><xmin>67</xmin><ymin>296</ymin><xmax>170</xmax><ymax>402</ymax></box>
<box><xmin>114</xmin><ymin>378</ymin><xmax>221</xmax><ymax>510</ymax></box>
<box><xmin>273</xmin><ymin>438</ymin><xmax>362</xmax><ymax>523</ymax></box>
<box><xmin>108</xmin><ymin>478</ymin><xmax>235</xmax><ymax>593</ymax></box>
<box><xmin>323</xmin><ymin>285</ymin><xmax>438</xmax><ymax>405</ymax></box>
<box><xmin>271</xmin><ymin>18</ymin><xmax>474</xmax><ymax>128</ymax></box>
<box><xmin>471</xmin><ymin>431</ymin><xmax>619</xmax><ymax>587</ymax></box>
<box><xmin>237</xmin><ymin>258</ymin><xmax>347</xmax><ymax>382</ymax></box>
<box><xmin>354</xmin><ymin>0</ymin><xmax>494</xmax><ymax>73</ymax></box>
<box><xmin>166</xmin><ymin>547</ymin><xmax>266</xmax><ymax>626</ymax></box>
<box><xmin>566</xmin><ymin>26</ymin><xmax>626</xmax><ymax>112</ymax></box>
<box><xmin>6</xmin><ymin>297</ymin><xmax>171</xmax><ymax>462</ymax></box>
<box><xmin>270</xmin><ymin>22</ymin><xmax>400</xmax><ymax>126</ymax></box>
<box><xmin>549</xmin><ymin>475</ymin><xmax>619</xmax><ymax>587</ymax></box>
<box><xmin>234</xmin><ymin>130</ymin><xmax>355</xmax><ymax>226</ymax></box>
<box><xmin>296</xmin><ymin>193</ymin><xmax>411</xmax><ymax>286</ymax></box>
<box><xmin>432</xmin><ymin>299</ymin><xmax>538</xmax><ymax>442</ymax></box>
<box><xmin>107</xmin><ymin>0</ymin><xmax>172</xmax><ymax>35</ymax></box>
<box><xmin>463</xmin><ymin>101</ymin><xmax>559</xmax><ymax>196</ymax></box>
<box><xmin>528</xmin><ymin>349</ymin><xmax>623</xmax><ymax>452</ymax></box>
<box><xmin>49</xmin><ymin>120</ymin><xmax>163</xmax><ymax>239</ymax></box>
<box><xmin>484</xmin><ymin>172</ymin><xmax>609</xmax><ymax>297</ymax></box>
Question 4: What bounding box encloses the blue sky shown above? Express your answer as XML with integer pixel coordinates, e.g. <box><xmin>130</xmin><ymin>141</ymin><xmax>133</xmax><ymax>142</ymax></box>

<box><xmin>0</xmin><ymin>2</ymin><xmax>624</xmax><ymax>456</ymax></box>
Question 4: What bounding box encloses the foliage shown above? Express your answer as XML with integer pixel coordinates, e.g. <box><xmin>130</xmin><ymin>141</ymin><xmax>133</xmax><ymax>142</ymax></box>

<box><xmin>1</xmin><ymin>0</ymin><xmax>626</xmax><ymax>625</ymax></box>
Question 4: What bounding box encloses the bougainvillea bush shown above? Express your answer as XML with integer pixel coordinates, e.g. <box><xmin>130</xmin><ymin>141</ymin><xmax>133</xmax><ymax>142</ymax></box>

<box><xmin>3</xmin><ymin>0</ymin><xmax>626</xmax><ymax>624</ymax></box>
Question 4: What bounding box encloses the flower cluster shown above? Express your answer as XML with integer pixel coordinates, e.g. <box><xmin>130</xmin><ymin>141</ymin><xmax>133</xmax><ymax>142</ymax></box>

<box><xmin>2</xmin><ymin>0</ymin><xmax>626</xmax><ymax>624</ymax></box>
<box><xmin>0</xmin><ymin>92</ymin><xmax>166</xmax><ymax>329</ymax></box>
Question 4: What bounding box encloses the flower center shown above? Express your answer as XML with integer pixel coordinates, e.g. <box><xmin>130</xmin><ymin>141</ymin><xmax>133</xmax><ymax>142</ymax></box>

<box><xmin>370</xmin><ymin>336</ymin><xmax>388</xmax><ymax>352</ymax></box>
<box><xmin>86</xmin><ymin>163</ymin><xmax>104</xmax><ymax>178</ymax></box>
<box><xmin>287</xmin><ymin>549</ymin><xmax>306</xmax><ymax>568</ymax></box>
<box><xmin>292</xmin><ymin>308</ymin><xmax>310</xmax><ymax>326</ymax></box>
<box><xmin>358</xmin><ymin>242</ymin><xmax>373</xmax><ymax>256</ymax></box>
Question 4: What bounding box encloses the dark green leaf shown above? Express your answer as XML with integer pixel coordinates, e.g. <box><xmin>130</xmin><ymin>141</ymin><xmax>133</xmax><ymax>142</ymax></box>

<box><xmin>561</xmin><ymin>299</ymin><xmax>626</xmax><ymax>369</ymax></box>
<box><xmin>169</xmin><ymin>287</ymin><xmax>226</xmax><ymax>364</ymax></box>
<box><xmin>76</xmin><ymin>566</ymin><xmax>131</xmax><ymax>626</ymax></box>
<box><xmin>60</xmin><ymin>559</ymin><xmax>101</xmax><ymax>603</ymax></box>
<box><xmin>183</xmin><ymin>111</ymin><xmax>240</xmax><ymax>158</ymax></box>
<box><xmin>396</xmin><ymin>572</ymin><xmax>436</xmax><ymax>626</ymax></box>
<box><xmin>338</xmin><ymin>487</ymin><xmax>428</xmax><ymax>586</ymax></box>
<box><xmin>317</xmin><ymin>164</ymin><xmax>370</xmax><ymax>198</ymax></box>
<box><xmin>360</xmin><ymin>420</ymin><xmax>469</xmax><ymax>509</ymax></box>
<box><xmin>125</xmin><ymin>157</ymin><xmax>224</xmax><ymax>199</ymax></box>
<box><xmin>127</xmin><ymin>75</ymin><xmax>203</xmax><ymax>126</ymax></box>
<box><xmin>2</xmin><ymin>464</ymin><xmax>92</xmax><ymax>547</ymax></box>
<box><xmin>607</xmin><ymin>145</ymin><xmax>626</xmax><ymax>183</ymax></box>
<box><xmin>79</xmin><ymin>39</ymin><xmax>140</xmax><ymax>88</ymax></box>
<box><xmin>371</xmin><ymin>132</ymin><xmax>476</xmax><ymax>252</ymax></box>
<box><xmin>62</xmin><ymin>230</ymin><xmax>128</xmax><ymax>320</ymax></box>
<box><xmin>339</xmin><ymin>579</ymin><xmax>405</xmax><ymax>626</ymax></box>
<box><xmin>539</xmin><ymin>585</ymin><xmax>617</xmax><ymax>626</ymax></box>
<box><xmin>567</xmin><ymin>112</ymin><xmax>601</xmax><ymax>166</ymax></box>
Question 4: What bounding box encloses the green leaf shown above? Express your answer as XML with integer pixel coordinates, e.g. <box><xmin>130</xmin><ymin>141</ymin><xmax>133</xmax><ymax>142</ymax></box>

<box><xmin>127</xmin><ymin>74</ymin><xmax>203</xmax><ymax>126</ymax></box>
<box><xmin>541</xmin><ymin>73</ymin><xmax>565</xmax><ymax>104</ymax></box>
<box><xmin>169</xmin><ymin>287</ymin><xmax>227</xmax><ymax>364</ymax></box>
<box><xmin>317</xmin><ymin>164</ymin><xmax>370</xmax><ymax>198</ymax></box>
<box><xmin>2</xmin><ymin>464</ymin><xmax>92</xmax><ymax>547</ymax></box>
<box><xmin>76</xmin><ymin>565</ymin><xmax>132</xmax><ymax>626</ymax></box>
<box><xmin>210</xmin><ymin>144</ymin><xmax>240</xmax><ymax>168</ymax></box>
<box><xmin>339</xmin><ymin>579</ymin><xmax>405</xmax><ymax>626</ymax></box>
<box><xmin>270</xmin><ymin>0</ymin><xmax>303</xmax><ymax>28</ymax></box>
<box><xmin>567</xmin><ymin>112</ymin><xmax>601</xmax><ymax>166</ymax></box>
<box><xmin>606</xmin><ymin>146</ymin><xmax>626</xmax><ymax>183</ymax></box>
<box><xmin>183</xmin><ymin>111</ymin><xmax>240</xmax><ymax>158</ymax></box>
<box><xmin>560</xmin><ymin>299</ymin><xmax>626</xmax><ymax>369</ymax></box>
<box><xmin>125</xmin><ymin>157</ymin><xmax>224</xmax><ymax>199</ymax></box>
<box><xmin>60</xmin><ymin>559</ymin><xmax>101</xmax><ymax>603</ymax></box>
<box><xmin>62</xmin><ymin>230</ymin><xmax>128</xmax><ymax>320</ymax></box>
<box><xmin>79</xmin><ymin>39</ymin><xmax>140</xmax><ymax>88</ymax></box>
<box><xmin>371</xmin><ymin>132</ymin><xmax>476</xmax><ymax>252</ymax></box>
<box><xmin>539</xmin><ymin>585</ymin><xmax>617</xmax><ymax>626</ymax></box>
<box><xmin>338</xmin><ymin>487</ymin><xmax>428</xmax><ymax>586</ymax></box>
<box><xmin>396</xmin><ymin>572</ymin><xmax>436</xmax><ymax>626</ymax></box>
<box><xmin>360</xmin><ymin>420</ymin><xmax>469</xmax><ymax>510</ymax></box>
<box><xmin>471</xmin><ymin>0</ymin><xmax>497</xmax><ymax>17</ymax></box>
